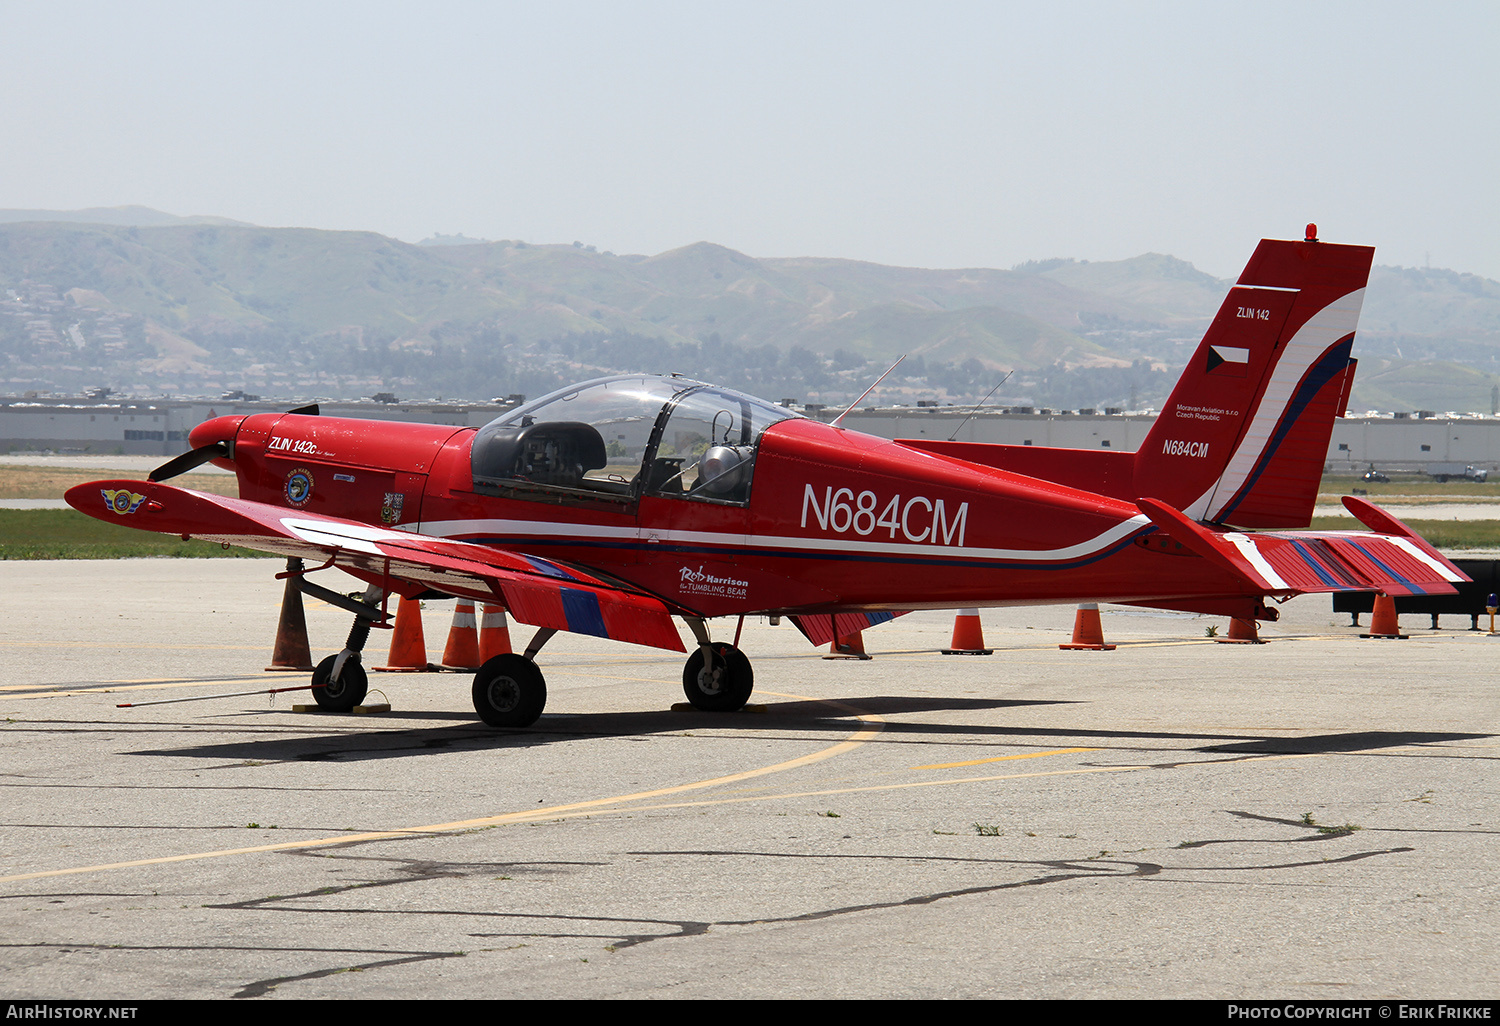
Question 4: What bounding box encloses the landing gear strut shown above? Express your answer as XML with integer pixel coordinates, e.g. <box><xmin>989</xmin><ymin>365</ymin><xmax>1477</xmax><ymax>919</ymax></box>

<box><xmin>309</xmin><ymin>584</ymin><xmax>381</xmax><ymax>712</ymax></box>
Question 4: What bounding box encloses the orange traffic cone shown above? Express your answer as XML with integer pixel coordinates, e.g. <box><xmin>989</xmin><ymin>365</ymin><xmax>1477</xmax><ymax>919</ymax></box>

<box><xmin>1215</xmin><ymin>616</ymin><xmax>1264</xmax><ymax>644</ymax></box>
<box><xmin>942</xmin><ymin>608</ymin><xmax>993</xmax><ymax>655</ymax></box>
<box><xmin>373</xmin><ymin>595</ymin><xmax>431</xmax><ymax>671</ymax></box>
<box><xmin>265</xmin><ymin>564</ymin><xmax>315</xmax><ymax>671</ymax></box>
<box><xmin>1361</xmin><ymin>593</ymin><xmax>1407</xmax><ymax>639</ymax></box>
<box><xmin>1060</xmin><ymin>603</ymin><xmax>1116</xmax><ymax>651</ymax></box>
<box><xmin>479</xmin><ymin>603</ymin><xmax>513</xmax><ymax>661</ymax></box>
<box><xmin>438</xmin><ymin>599</ymin><xmax>482</xmax><ymax>671</ymax></box>
<box><xmin>824</xmin><ymin>630</ymin><xmax>872</xmax><ymax>660</ymax></box>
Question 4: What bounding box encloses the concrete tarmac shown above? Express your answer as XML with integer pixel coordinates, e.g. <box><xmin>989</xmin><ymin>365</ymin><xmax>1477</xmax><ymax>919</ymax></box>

<box><xmin>0</xmin><ymin>560</ymin><xmax>1495</xmax><ymax>1000</ymax></box>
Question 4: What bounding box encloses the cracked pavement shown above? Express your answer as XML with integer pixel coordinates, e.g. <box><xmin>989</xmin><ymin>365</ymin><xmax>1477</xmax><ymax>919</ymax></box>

<box><xmin>0</xmin><ymin>561</ymin><xmax>1495</xmax><ymax>999</ymax></box>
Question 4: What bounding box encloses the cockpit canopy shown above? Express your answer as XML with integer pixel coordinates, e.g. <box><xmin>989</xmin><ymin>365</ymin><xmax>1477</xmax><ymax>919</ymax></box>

<box><xmin>471</xmin><ymin>375</ymin><xmax>802</xmax><ymax>506</ymax></box>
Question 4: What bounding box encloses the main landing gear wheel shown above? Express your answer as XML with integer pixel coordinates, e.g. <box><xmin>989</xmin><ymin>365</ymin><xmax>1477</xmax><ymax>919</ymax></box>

<box><xmin>472</xmin><ymin>654</ymin><xmax>547</xmax><ymax>728</ymax></box>
<box><xmin>311</xmin><ymin>655</ymin><xmax>368</xmax><ymax>712</ymax></box>
<box><xmin>682</xmin><ymin>643</ymin><xmax>754</xmax><ymax>712</ymax></box>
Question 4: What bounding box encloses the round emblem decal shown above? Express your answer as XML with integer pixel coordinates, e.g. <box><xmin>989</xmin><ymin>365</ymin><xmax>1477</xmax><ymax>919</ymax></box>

<box><xmin>285</xmin><ymin>468</ymin><xmax>314</xmax><ymax>507</ymax></box>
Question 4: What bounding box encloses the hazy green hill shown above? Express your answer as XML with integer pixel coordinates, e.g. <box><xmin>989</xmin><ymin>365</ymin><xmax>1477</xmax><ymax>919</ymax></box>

<box><xmin>2</xmin><ymin>211</ymin><xmax>1498</xmax><ymax>411</ymax></box>
<box><xmin>796</xmin><ymin>303</ymin><xmax>1114</xmax><ymax>371</ymax></box>
<box><xmin>0</xmin><ymin>222</ymin><xmax>461</xmax><ymax>334</ymax></box>
<box><xmin>760</xmin><ymin>255</ymin><xmax>1164</xmax><ymax>328</ymax></box>
<box><xmin>1361</xmin><ymin>265</ymin><xmax>1500</xmax><ymax>339</ymax></box>
<box><xmin>422</xmin><ymin>238</ymin><xmax>1117</xmax><ymax>366</ymax></box>
<box><xmin>1347</xmin><ymin>358</ymin><xmax>1498</xmax><ymax>415</ymax></box>
<box><xmin>0</xmin><ymin>205</ymin><xmax>252</xmax><ymax>228</ymax></box>
<box><xmin>1032</xmin><ymin>253</ymin><xmax>1230</xmax><ymax>321</ymax></box>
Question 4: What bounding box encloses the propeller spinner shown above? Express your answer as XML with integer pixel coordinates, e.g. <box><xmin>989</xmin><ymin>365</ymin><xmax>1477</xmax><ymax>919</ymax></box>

<box><xmin>149</xmin><ymin>403</ymin><xmax>320</xmax><ymax>482</ymax></box>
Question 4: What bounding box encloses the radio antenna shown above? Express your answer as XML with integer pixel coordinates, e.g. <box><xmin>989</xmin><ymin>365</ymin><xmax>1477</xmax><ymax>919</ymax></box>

<box><xmin>830</xmin><ymin>355</ymin><xmax>905</xmax><ymax>429</ymax></box>
<box><xmin>947</xmin><ymin>371</ymin><xmax>1013</xmax><ymax>441</ymax></box>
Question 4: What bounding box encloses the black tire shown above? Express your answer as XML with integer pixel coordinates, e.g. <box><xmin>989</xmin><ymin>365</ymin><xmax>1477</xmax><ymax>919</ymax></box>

<box><xmin>311</xmin><ymin>654</ymin><xmax>368</xmax><ymax>712</ymax></box>
<box><xmin>472</xmin><ymin>654</ymin><xmax>547</xmax><ymax>728</ymax></box>
<box><xmin>682</xmin><ymin>643</ymin><xmax>754</xmax><ymax>712</ymax></box>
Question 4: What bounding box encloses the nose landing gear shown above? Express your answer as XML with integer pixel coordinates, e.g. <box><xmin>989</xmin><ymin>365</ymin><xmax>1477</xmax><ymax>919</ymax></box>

<box><xmin>309</xmin><ymin>584</ymin><xmax>382</xmax><ymax>712</ymax></box>
<box><xmin>311</xmin><ymin>655</ymin><xmax>369</xmax><ymax>712</ymax></box>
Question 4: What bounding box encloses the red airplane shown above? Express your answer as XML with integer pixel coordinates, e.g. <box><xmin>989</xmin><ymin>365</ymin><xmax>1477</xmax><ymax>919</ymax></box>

<box><xmin>67</xmin><ymin>228</ymin><xmax>1467</xmax><ymax>727</ymax></box>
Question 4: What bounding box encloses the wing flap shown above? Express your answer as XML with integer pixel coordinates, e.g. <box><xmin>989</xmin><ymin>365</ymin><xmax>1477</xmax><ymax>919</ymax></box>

<box><xmin>789</xmin><ymin>610</ymin><xmax>906</xmax><ymax>648</ymax></box>
<box><xmin>66</xmin><ymin>480</ymin><xmax>685</xmax><ymax>652</ymax></box>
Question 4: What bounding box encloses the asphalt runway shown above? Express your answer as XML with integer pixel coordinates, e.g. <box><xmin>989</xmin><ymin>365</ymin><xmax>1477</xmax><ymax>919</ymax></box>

<box><xmin>0</xmin><ymin>560</ymin><xmax>1496</xmax><ymax>1000</ymax></box>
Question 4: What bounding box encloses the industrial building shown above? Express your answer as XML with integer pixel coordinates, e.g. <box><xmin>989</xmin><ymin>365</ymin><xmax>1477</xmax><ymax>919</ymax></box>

<box><xmin>840</xmin><ymin>407</ymin><xmax>1500</xmax><ymax>476</ymax></box>
<box><xmin>2</xmin><ymin>394</ymin><xmax>1497</xmax><ymax>477</ymax></box>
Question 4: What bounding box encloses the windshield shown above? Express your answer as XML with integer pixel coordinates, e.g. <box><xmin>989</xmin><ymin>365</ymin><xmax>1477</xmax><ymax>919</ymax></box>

<box><xmin>471</xmin><ymin>375</ymin><xmax>801</xmax><ymax>504</ymax></box>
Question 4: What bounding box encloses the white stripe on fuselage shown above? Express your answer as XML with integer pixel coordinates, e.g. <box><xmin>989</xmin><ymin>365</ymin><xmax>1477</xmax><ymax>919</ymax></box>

<box><xmin>418</xmin><ymin>513</ymin><xmax>1153</xmax><ymax>564</ymax></box>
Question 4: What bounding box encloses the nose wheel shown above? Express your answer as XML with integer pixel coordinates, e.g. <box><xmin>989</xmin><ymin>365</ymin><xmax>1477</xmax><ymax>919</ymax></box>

<box><xmin>472</xmin><ymin>654</ymin><xmax>548</xmax><ymax>728</ymax></box>
<box><xmin>311</xmin><ymin>655</ymin><xmax>368</xmax><ymax>712</ymax></box>
<box><xmin>682</xmin><ymin>642</ymin><xmax>754</xmax><ymax>711</ymax></box>
<box><xmin>309</xmin><ymin>586</ymin><xmax>379</xmax><ymax>713</ymax></box>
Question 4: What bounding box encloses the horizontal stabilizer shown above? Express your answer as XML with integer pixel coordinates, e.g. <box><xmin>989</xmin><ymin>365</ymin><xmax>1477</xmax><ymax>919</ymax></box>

<box><xmin>1136</xmin><ymin>496</ymin><xmax>1465</xmax><ymax>597</ymax></box>
<box><xmin>65</xmin><ymin>480</ymin><xmax>686</xmax><ymax>652</ymax></box>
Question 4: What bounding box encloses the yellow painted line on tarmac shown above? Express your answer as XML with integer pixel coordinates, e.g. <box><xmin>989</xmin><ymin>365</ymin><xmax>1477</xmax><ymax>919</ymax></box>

<box><xmin>0</xmin><ymin>641</ymin><xmax>263</xmax><ymax>651</ymax></box>
<box><xmin>506</xmin><ymin>764</ymin><xmax>1149</xmax><ymax>821</ymax></box>
<box><xmin>870</xmin><ymin>640</ymin><xmax>1220</xmax><ymax>658</ymax></box>
<box><xmin>0</xmin><ymin>691</ymin><xmax>884</xmax><ymax>885</ymax></box>
<box><xmin>914</xmin><ymin>747</ymin><xmax>1096</xmax><ymax>770</ymax></box>
<box><xmin>443</xmin><ymin>750</ymin><xmax>1350</xmax><ymax>824</ymax></box>
<box><xmin>0</xmin><ymin>677</ymin><xmax>287</xmax><ymax>700</ymax></box>
<box><xmin>557</xmin><ymin>670</ymin><xmax>681</xmax><ymax>685</ymax></box>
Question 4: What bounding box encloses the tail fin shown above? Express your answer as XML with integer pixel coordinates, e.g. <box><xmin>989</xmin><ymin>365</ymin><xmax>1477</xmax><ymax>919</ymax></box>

<box><xmin>1135</xmin><ymin>231</ymin><xmax>1372</xmax><ymax>528</ymax></box>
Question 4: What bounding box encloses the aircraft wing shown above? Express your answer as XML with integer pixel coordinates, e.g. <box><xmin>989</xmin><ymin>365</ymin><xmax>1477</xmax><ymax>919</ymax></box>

<box><xmin>66</xmin><ymin>480</ymin><xmax>686</xmax><ymax>652</ymax></box>
<box><xmin>1136</xmin><ymin>495</ymin><xmax>1467</xmax><ymax>597</ymax></box>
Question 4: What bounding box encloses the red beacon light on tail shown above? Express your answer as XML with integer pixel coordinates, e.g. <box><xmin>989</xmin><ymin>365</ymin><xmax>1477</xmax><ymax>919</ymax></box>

<box><xmin>1305</xmin><ymin>223</ymin><xmax>1319</xmax><ymax>242</ymax></box>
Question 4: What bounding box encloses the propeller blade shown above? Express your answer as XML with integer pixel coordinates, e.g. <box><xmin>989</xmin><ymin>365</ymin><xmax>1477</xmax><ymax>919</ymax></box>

<box><xmin>148</xmin><ymin>441</ymin><xmax>231</xmax><ymax>482</ymax></box>
<box><xmin>287</xmin><ymin>403</ymin><xmax>319</xmax><ymax>416</ymax></box>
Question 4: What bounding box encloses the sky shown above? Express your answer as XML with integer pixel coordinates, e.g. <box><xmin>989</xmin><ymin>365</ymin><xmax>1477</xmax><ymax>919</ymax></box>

<box><xmin>2</xmin><ymin>1</ymin><xmax>1496</xmax><ymax>280</ymax></box>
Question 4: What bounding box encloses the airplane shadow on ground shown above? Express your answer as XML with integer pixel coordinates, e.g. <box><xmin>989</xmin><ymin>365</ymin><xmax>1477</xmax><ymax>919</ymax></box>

<box><xmin>1200</xmin><ymin>731</ymin><xmax>1493</xmax><ymax>755</ymax></box>
<box><xmin>116</xmin><ymin>692</ymin><xmax>1496</xmax><ymax>764</ymax></box>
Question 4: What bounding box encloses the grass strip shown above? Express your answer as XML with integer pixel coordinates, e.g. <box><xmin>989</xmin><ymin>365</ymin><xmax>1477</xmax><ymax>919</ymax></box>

<box><xmin>0</xmin><ymin>509</ymin><xmax>269</xmax><ymax>559</ymax></box>
<box><xmin>1318</xmin><ymin>475</ymin><xmax>1500</xmax><ymax>499</ymax></box>
<box><xmin>1307</xmin><ymin>516</ymin><xmax>1500</xmax><ymax>550</ymax></box>
<box><xmin>0</xmin><ymin>465</ymin><xmax>236</xmax><ymax>500</ymax></box>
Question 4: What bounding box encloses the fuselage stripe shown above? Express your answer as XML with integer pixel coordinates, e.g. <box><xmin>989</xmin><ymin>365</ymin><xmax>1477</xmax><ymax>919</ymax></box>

<box><xmin>421</xmin><ymin>514</ymin><xmax>1153</xmax><ymax>565</ymax></box>
<box><xmin>444</xmin><ymin>529</ymin><xmax>1155</xmax><ymax>573</ymax></box>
